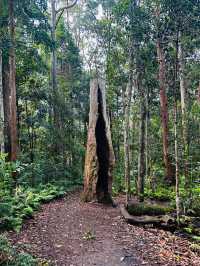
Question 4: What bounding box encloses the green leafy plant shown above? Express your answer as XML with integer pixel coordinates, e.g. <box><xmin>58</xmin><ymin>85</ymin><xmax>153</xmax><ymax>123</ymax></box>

<box><xmin>0</xmin><ymin>234</ymin><xmax>38</xmax><ymax>265</ymax></box>
<box><xmin>83</xmin><ymin>230</ymin><xmax>96</xmax><ymax>241</ymax></box>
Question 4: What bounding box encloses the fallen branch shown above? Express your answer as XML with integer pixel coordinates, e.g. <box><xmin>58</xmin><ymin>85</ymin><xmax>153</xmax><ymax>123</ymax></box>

<box><xmin>120</xmin><ymin>204</ymin><xmax>175</xmax><ymax>226</ymax></box>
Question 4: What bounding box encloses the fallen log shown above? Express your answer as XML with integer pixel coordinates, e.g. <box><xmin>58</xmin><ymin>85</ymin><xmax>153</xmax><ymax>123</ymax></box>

<box><xmin>120</xmin><ymin>204</ymin><xmax>175</xmax><ymax>226</ymax></box>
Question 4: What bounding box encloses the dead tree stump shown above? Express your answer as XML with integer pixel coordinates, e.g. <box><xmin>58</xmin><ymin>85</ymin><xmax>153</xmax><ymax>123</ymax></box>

<box><xmin>82</xmin><ymin>78</ymin><xmax>115</xmax><ymax>203</ymax></box>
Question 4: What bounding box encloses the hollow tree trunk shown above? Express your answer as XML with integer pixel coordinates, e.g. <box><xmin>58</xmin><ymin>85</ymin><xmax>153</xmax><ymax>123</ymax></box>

<box><xmin>0</xmin><ymin>49</ymin><xmax>4</xmax><ymax>152</ymax></box>
<box><xmin>8</xmin><ymin>0</ymin><xmax>18</xmax><ymax>161</ymax></box>
<box><xmin>156</xmin><ymin>39</ymin><xmax>175</xmax><ymax>185</ymax></box>
<box><xmin>83</xmin><ymin>78</ymin><xmax>115</xmax><ymax>203</ymax></box>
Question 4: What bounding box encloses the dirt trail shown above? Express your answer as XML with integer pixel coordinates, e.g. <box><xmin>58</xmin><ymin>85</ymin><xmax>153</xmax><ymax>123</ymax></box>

<box><xmin>9</xmin><ymin>191</ymin><xmax>200</xmax><ymax>266</ymax></box>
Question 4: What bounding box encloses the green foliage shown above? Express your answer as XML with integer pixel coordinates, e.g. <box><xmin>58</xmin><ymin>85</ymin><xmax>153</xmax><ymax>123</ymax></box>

<box><xmin>0</xmin><ymin>184</ymin><xmax>67</xmax><ymax>232</ymax></box>
<box><xmin>145</xmin><ymin>187</ymin><xmax>175</xmax><ymax>201</ymax></box>
<box><xmin>190</xmin><ymin>243</ymin><xmax>200</xmax><ymax>254</ymax></box>
<box><xmin>0</xmin><ymin>234</ymin><xmax>37</xmax><ymax>265</ymax></box>
<box><xmin>127</xmin><ymin>203</ymin><xmax>172</xmax><ymax>216</ymax></box>
<box><xmin>0</xmin><ymin>184</ymin><xmax>65</xmax><ymax>231</ymax></box>
<box><xmin>83</xmin><ymin>230</ymin><xmax>96</xmax><ymax>241</ymax></box>
<box><xmin>0</xmin><ymin>155</ymin><xmax>76</xmax><ymax>232</ymax></box>
<box><xmin>0</xmin><ymin>154</ymin><xmax>16</xmax><ymax>196</ymax></box>
<box><xmin>112</xmin><ymin>166</ymin><xmax>125</xmax><ymax>195</ymax></box>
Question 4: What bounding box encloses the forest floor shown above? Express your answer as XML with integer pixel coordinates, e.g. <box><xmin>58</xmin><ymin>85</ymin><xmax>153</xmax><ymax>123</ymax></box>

<box><xmin>8</xmin><ymin>190</ymin><xmax>200</xmax><ymax>266</ymax></box>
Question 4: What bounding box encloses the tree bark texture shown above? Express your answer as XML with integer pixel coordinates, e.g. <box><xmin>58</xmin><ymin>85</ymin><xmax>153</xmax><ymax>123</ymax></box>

<box><xmin>2</xmin><ymin>61</ymin><xmax>11</xmax><ymax>155</ymax></box>
<box><xmin>137</xmin><ymin>85</ymin><xmax>146</xmax><ymax>202</ymax></box>
<box><xmin>83</xmin><ymin>78</ymin><xmax>115</xmax><ymax>203</ymax></box>
<box><xmin>156</xmin><ymin>39</ymin><xmax>175</xmax><ymax>185</ymax></box>
<box><xmin>179</xmin><ymin>41</ymin><xmax>189</xmax><ymax>189</ymax></box>
<box><xmin>8</xmin><ymin>0</ymin><xmax>18</xmax><ymax>161</ymax></box>
<box><xmin>0</xmin><ymin>49</ymin><xmax>4</xmax><ymax>152</ymax></box>
<box><xmin>145</xmin><ymin>87</ymin><xmax>150</xmax><ymax>179</ymax></box>
<box><xmin>174</xmin><ymin>101</ymin><xmax>180</xmax><ymax>224</ymax></box>
<box><xmin>51</xmin><ymin>0</ymin><xmax>59</xmax><ymax>132</ymax></box>
<box><xmin>124</xmin><ymin>81</ymin><xmax>133</xmax><ymax>205</ymax></box>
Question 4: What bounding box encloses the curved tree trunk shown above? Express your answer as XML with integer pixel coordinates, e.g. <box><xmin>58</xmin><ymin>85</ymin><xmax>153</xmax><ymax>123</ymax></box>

<box><xmin>83</xmin><ymin>78</ymin><xmax>115</xmax><ymax>203</ymax></box>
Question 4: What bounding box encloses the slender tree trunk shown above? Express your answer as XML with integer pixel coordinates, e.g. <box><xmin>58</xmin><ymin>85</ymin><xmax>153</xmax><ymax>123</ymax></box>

<box><xmin>179</xmin><ymin>40</ymin><xmax>189</xmax><ymax>189</ymax></box>
<box><xmin>174</xmin><ymin>100</ymin><xmax>180</xmax><ymax>224</ymax></box>
<box><xmin>8</xmin><ymin>0</ymin><xmax>18</xmax><ymax>161</ymax></box>
<box><xmin>137</xmin><ymin>84</ymin><xmax>146</xmax><ymax>202</ymax></box>
<box><xmin>124</xmin><ymin>94</ymin><xmax>130</xmax><ymax>205</ymax></box>
<box><xmin>0</xmin><ymin>49</ymin><xmax>4</xmax><ymax>152</ymax></box>
<box><xmin>124</xmin><ymin>71</ymin><xmax>134</xmax><ymax>205</ymax></box>
<box><xmin>145</xmin><ymin>87</ymin><xmax>150</xmax><ymax>178</ymax></box>
<box><xmin>50</xmin><ymin>0</ymin><xmax>77</xmax><ymax>153</ymax></box>
<box><xmin>156</xmin><ymin>39</ymin><xmax>174</xmax><ymax>184</ymax></box>
<box><xmin>123</xmin><ymin>1</ymin><xmax>138</xmax><ymax>205</ymax></box>
<box><xmin>2</xmin><ymin>61</ymin><xmax>11</xmax><ymax>155</ymax></box>
<box><xmin>197</xmin><ymin>82</ymin><xmax>200</xmax><ymax>103</ymax></box>
<box><xmin>115</xmin><ymin>93</ymin><xmax>120</xmax><ymax>161</ymax></box>
<box><xmin>51</xmin><ymin>0</ymin><xmax>59</xmax><ymax>129</ymax></box>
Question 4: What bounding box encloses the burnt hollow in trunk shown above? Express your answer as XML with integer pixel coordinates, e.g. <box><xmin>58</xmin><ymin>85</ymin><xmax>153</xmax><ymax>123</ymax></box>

<box><xmin>95</xmin><ymin>87</ymin><xmax>110</xmax><ymax>202</ymax></box>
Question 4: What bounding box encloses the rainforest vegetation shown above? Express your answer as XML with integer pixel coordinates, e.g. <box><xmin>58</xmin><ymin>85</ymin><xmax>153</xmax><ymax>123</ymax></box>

<box><xmin>0</xmin><ymin>0</ymin><xmax>200</xmax><ymax>265</ymax></box>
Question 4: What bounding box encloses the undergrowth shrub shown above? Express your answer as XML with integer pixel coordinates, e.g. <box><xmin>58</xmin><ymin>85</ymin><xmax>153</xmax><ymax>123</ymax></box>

<box><xmin>0</xmin><ymin>184</ymin><xmax>66</xmax><ymax>232</ymax></box>
<box><xmin>144</xmin><ymin>187</ymin><xmax>175</xmax><ymax>201</ymax></box>
<box><xmin>0</xmin><ymin>234</ymin><xmax>37</xmax><ymax>266</ymax></box>
<box><xmin>0</xmin><ymin>153</ymin><xmax>81</xmax><ymax>232</ymax></box>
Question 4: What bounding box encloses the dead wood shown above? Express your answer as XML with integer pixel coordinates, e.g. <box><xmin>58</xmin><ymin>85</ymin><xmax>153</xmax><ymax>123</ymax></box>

<box><xmin>120</xmin><ymin>204</ymin><xmax>175</xmax><ymax>226</ymax></box>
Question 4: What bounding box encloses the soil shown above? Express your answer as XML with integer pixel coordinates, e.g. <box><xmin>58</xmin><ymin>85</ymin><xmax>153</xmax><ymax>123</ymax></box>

<box><xmin>8</xmin><ymin>190</ymin><xmax>200</xmax><ymax>266</ymax></box>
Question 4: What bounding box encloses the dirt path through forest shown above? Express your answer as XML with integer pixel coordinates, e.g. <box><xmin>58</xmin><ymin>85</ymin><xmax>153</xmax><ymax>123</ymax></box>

<box><xmin>8</xmin><ymin>190</ymin><xmax>200</xmax><ymax>266</ymax></box>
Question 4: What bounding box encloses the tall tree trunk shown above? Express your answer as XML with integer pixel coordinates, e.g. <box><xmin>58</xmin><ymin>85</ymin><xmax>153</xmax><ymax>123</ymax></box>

<box><xmin>0</xmin><ymin>49</ymin><xmax>4</xmax><ymax>152</ymax></box>
<box><xmin>174</xmin><ymin>99</ymin><xmax>180</xmax><ymax>224</ymax></box>
<box><xmin>124</xmin><ymin>82</ymin><xmax>132</xmax><ymax>205</ymax></box>
<box><xmin>197</xmin><ymin>82</ymin><xmax>200</xmax><ymax>103</ymax></box>
<box><xmin>137</xmin><ymin>84</ymin><xmax>146</xmax><ymax>202</ymax></box>
<box><xmin>51</xmin><ymin>0</ymin><xmax>59</xmax><ymax>130</ymax></box>
<box><xmin>156</xmin><ymin>39</ymin><xmax>175</xmax><ymax>185</ymax></box>
<box><xmin>145</xmin><ymin>87</ymin><xmax>150</xmax><ymax>179</ymax></box>
<box><xmin>8</xmin><ymin>0</ymin><xmax>18</xmax><ymax>161</ymax></box>
<box><xmin>179</xmin><ymin>40</ymin><xmax>189</xmax><ymax>189</ymax></box>
<box><xmin>123</xmin><ymin>0</ymin><xmax>138</xmax><ymax>205</ymax></box>
<box><xmin>124</xmin><ymin>61</ymin><xmax>134</xmax><ymax>205</ymax></box>
<box><xmin>2</xmin><ymin>61</ymin><xmax>11</xmax><ymax>155</ymax></box>
<box><xmin>50</xmin><ymin>0</ymin><xmax>77</xmax><ymax>152</ymax></box>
